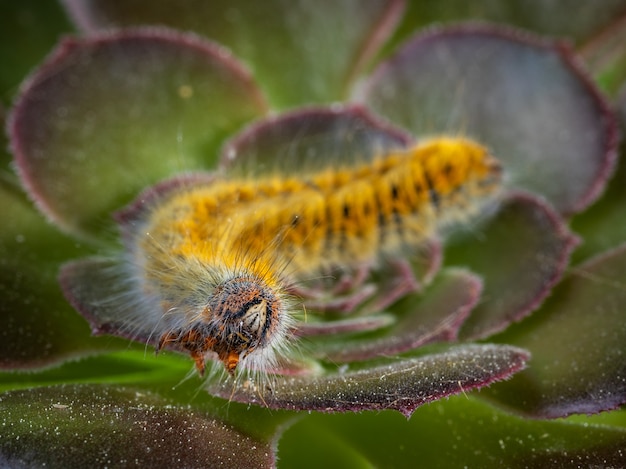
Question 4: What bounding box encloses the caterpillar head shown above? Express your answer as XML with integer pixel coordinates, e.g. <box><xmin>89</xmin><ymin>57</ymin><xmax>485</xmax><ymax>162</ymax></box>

<box><xmin>158</xmin><ymin>275</ymin><xmax>287</xmax><ymax>376</ymax></box>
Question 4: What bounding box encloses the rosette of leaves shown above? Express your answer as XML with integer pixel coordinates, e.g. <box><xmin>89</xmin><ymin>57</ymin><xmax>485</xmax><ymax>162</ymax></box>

<box><xmin>2</xmin><ymin>1</ymin><xmax>626</xmax><ymax>467</ymax></box>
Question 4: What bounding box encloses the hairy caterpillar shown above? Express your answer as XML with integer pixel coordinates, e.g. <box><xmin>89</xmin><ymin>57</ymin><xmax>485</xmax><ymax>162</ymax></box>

<box><xmin>116</xmin><ymin>137</ymin><xmax>502</xmax><ymax>377</ymax></box>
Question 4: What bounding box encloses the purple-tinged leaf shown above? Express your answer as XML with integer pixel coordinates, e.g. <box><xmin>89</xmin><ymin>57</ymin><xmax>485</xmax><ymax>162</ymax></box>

<box><xmin>449</xmin><ymin>192</ymin><xmax>578</xmax><ymax>340</ymax></box>
<box><xmin>10</xmin><ymin>28</ymin><xmax>267</xmax><ymax>239</ymax></box>
<box><xmin>318</xmin><ymin>269</ymin><xmax>481</xmax><ymax>362</ymax></box>
<box><xmin>0</xmin><ymin>385</ymin><xmax>275</xmax><ymax>468</ymax></box>
<box><xmin>571</xmin><ymin>85</ymin><xmax>626</xmax><ymax>261</ymax></box>
<box><xmin>486</xmin><ymin>244</ymin><xmax>626</xmax><ymax>418</ymax></box>
<box><xmin>298</xmin><ymin>282</ymin><xmax>379</xmax><ymax>315</ymax></box>
<box><xmin>295</xmin><ymin>314</ymin><xmax>395</xmax><ymax>337</ymax></box>
<box><xmin>220</xmin><ymin>105</ymin><xmax>412</xmax><ymax>176</ymax></box>
<box><xmin>292</xmin><ymin>259</ymin><xmax>418</xmax><ymax>316</ymax></box>
<box><xmin>406</xmin><ymin>238</ymin><xmax>442</xmax><ymax>290</ymax></box>
<box><xmin>361</xmin><ymin>24</ymin><xmax>619</xmax><ymax>215</ymax></box>
<box><xmin>207</xmin><ymin>344</ymin><xmax>529</xmax><ymax>417</ymax></box>
<box><xmin>359</xmin><ymin>242</ymin><xmax>443</xmax><ymax>316</ymax></box>
<box><xmin>389</xmin><ymin>2</ymin><xmax>626</xmax><ymax>50</ymax></box>
<box><xmin>62</xmin><ymin>0</ymin><xmax>405</xmax><ymax>108</ymax></box>
<box><xmin>59</xmin><ymin>257</ymin><xmax>159</xmax><ymax>344</ymax></box>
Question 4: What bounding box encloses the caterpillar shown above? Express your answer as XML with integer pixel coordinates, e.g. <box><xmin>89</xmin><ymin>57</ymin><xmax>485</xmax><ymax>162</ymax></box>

<box><xmin>119</xmin><ymin>137</ymin><xmax>502</xmax><ymax>377</ymax></box>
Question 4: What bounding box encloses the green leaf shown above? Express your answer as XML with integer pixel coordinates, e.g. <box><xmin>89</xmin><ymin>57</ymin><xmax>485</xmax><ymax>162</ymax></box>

<box><xmin>363</xmin><ymin>25</ymin><xmax>618</xmax><ymax>214</ymax></box>
<box><xmin>63</xmin><ymin>0</ymin><xmax>405</xmax><ymax>108</ymax></box>
<box><xmin>0</xmin><ymin>384</ymin><xmax>276</xmax><ymax>468</ymax></box>
<box><xmin>486</xmin><ymin>244</ymin><xmax>626</xmax><ymax>418</ymax></box>
<box><xmin>278</xmin><ymin>395</ymin><xmax>626</xmax><ymax>468</ymax></box>
<box><xmin>208</xmin><ymin>344</ymin><xmax>529</xmax><ymax>416</ymax></box>
<box><xmin>449</xmin><ymin>193</ymin><xmax>577</xmax><ymax>339</ymax></box>
<box><xmin>10</xmin><ymin>29</ymin><xmax>268</xmax><ymax>239</ymax></box>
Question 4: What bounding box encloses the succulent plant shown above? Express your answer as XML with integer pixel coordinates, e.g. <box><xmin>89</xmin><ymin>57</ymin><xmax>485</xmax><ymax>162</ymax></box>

<box><xmin>2</xmin><ymin>1</ymin><xmax>626</xmax><ymax>467</ymax></box>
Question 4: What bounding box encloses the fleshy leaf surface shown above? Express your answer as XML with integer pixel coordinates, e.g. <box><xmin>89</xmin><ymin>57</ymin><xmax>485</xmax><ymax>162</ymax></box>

<box><xmin>571</xmin><ymin>86</ymin><xmax>626</xmax><ymax>261</ymax></box>
<box><xmin>389</xmin><ymin>1</ymin><xmax>626</xmax><ymax>50</ymax></box>
<box><xmin>60</xmin><ymin>257</ymin><xmax>160</xmax><ymax>344</ymax></box>
<box><xmin>0</xmin><ymin>385</ymin><xmax>275</xmax><ymax>468</ymax></box>
<box><xmin>10</xmin><ymin>28</ymin><xmax>267</xmax><ymax>239</ymax></box>
<box><xmin>362</xmin><ymin>25</ymin><xmax>618</xmax><ymax>214</ymax></box>
<box><xmin>278</xmin><ymin>396</ymin><xmax>626</xmax><ymax>469</ymax></box>
<box><xmin>295</xmin><ymin>314</ymin><xmax>395</xmax><ymax>337</ymax></box>
<box><xmin>318</xmin><ymin>269</ymin><xmax>481</xmax><ymax>362</ymax></box>
<box><xmin>63</xmin><ymin>0</ymin><xmax>405</xmax><ymax>108</ymax></box>
<box><xmin>207</xmin><ymin>344</ymin><xmax>529</xmax><ymax>417</ymax></box>
<box><xmin>485</xmin><ymin>244</ymin><xmax>626</xmax><ymax>418</ymax></box>
<box><xmin>221</xmin><ymin>105</ymin><xmax>411</xmax><ymax>176</ymax></box>
<box><xmin>445</xmin><ymin>192</ymin><xmax>578</xmax><ymax>340</ymax></box>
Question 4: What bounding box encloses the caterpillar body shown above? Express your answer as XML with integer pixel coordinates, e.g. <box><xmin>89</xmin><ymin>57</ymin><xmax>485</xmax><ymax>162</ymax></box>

<box><xmin>120</xmin><ymin>137</ymin><xmax>502</xmax><ymax>376</ymax></box>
